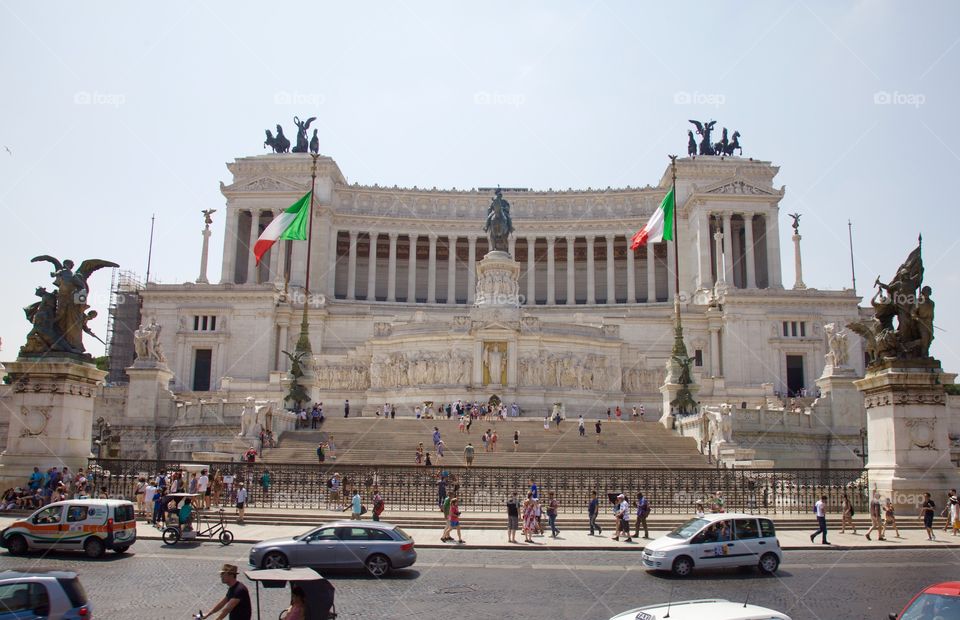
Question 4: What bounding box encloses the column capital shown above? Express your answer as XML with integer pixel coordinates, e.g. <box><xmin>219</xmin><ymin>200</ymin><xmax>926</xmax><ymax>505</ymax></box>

<box><xmin>408</xmin><ymin>232</ymin><xmax>419</xmax><ymax>241</ymax></box>
<box><xmin>546</xmin><ymin>236</ymin><xmax>556</xmax><ymax>245</ymax></box>
<box><xmin>565</xmin><ymin>234</ymin><xmax>575</xmax><ymax>243</ymax></box>
<box><xmin>585</xmin><ymin>236</ymin><xmax>595</xmax><ymax>245</ymax></box>
<box><xmin>526</xmin><ymin>235</ymin><xmax>537</xmax><ymax>243</ymax></box>
<box><xmin>468</xmin><ymin>236</ymin><xmax>477</xmax><ymax>246</ymax></box>
<box><xmin>428</xmin><ymin>232</ymin><xmax>439</xmax><ymax>241</ymax></box>
<box><xmin>349</xmin><ymin>230</ymin><xmax>359</xmax><ymax>239</ymax></box>
<box><xmin>387</xmin><ymin>231</ymin><xmax>399</xmax><ymax>240</ymax></box>
<box><xmin>447</xmin><ymin>233</ymin><xmax>458</xmax><ymax>241</ymax></box>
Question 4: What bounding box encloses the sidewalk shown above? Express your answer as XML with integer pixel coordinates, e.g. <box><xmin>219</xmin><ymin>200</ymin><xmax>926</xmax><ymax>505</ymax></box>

<box><xmin>128</xmin><ymin>520</ymin><xmax>960</xmax><ymax>551</ymax></box>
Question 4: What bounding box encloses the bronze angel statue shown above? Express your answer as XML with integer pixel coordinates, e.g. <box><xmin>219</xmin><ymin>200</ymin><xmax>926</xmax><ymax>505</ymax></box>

<box><xmin>21</xmin><ymin>255</ymin><xmax>118</xmax><ymax>357</ymax></box>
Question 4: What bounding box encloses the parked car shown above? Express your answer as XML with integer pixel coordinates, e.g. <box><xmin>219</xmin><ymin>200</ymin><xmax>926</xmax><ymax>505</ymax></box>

<box><xmin>890</xmin><ymin>581</ymin><xmax>960</xmax><ymax>619</ymax></box>
<box><xmin>248</xmin><ymin>520</ymin><xmax>416</xmax><ymax>577</ymax></box>
<box><xmin>1</xmin><ymin>499</ymin><xmax>137</xmax><ymax>558</ymax></box>
<box><xmin>0</xmin><ymin>569</ymin><xmax>92</xmax><ymax>619</ymax></box>
<box><xmin>641</xmin><ymin>512</ymin><xmax>782</xmax><ymax>577</ymax></box>
<box><xmin>609</xmin><ymin>598</ymin><xmax>791</xmax><ymax>620</ymax></box>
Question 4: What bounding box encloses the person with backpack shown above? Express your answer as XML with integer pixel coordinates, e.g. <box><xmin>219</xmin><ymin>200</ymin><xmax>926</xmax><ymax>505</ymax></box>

<box><xmin>316</xmin><ymin>443</ymin><xmax>325</xmax><ymax>464</ymax></box>
<box><xmin>372</xmin><ymin>489</ymin><xmax>385</xmax><ymax>522</ymax></box>
<box><xmin>440</xmin><ymin>494</ymin><xmax>453</xmax><ymax>542</ymax></box>
<box><xmin>634</xmin><ymin>492</ymin><xmax>651</xmax><ymax>539</ymax></box>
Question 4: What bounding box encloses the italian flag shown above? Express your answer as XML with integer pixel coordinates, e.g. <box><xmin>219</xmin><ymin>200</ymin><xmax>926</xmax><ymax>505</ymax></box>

<box><xmin>630</xmin><ymin>186</ymin><xmax>675</xmax><ymax>250</ymax></box>
<box><xmin>253</xmin><ymin>191</ymin><xmax>311</xmax><ymax>265</ymax></box>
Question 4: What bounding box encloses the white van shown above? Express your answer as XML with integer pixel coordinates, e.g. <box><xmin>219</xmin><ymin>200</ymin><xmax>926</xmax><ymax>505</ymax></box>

<box><xmin>1</xmin><ymin>499</ymin><xmax>137</xmax><ymax>558</ymax></box>
<box><xmin>640</xmin><ymin>512</ymin><xmax>782</xmax><ymax>577</ymax></box>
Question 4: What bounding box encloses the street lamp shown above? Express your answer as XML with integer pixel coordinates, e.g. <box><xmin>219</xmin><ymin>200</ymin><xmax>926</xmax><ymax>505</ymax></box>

<box><xmin>853</xmin><ymin>427</ymin><xmax>868</xmax><ymax>467</ymax></box>
<box><xmin>95</xmin><ymin>416</ymin><xmax>111</xmax><ymax>460</ymax></box>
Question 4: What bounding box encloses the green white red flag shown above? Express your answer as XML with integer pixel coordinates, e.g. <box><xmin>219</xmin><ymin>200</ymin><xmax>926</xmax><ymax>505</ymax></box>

<box><xmin>630</xmin><ymin>187</ymin><xmax>675</xmax><ymax>250</ymax></box>
<box><xmin>253</xmin><ymin>191</ymin><xmax>311</xmax><ymax>265</ymax></box>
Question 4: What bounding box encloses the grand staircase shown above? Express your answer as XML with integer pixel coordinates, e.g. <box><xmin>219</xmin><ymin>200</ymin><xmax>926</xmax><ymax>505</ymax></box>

<box><xmin>261</xmin><ymin>417</ymin><xmax>710</xmax><ymax>469</ymax></box>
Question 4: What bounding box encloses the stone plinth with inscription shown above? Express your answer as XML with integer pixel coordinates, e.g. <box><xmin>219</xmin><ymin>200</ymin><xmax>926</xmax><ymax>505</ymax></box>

<box><xmin>0</xmin><ymin>358</ymin><xmax>106</xmax><ymax>488</ymax></box>
<box><xmin>854</xmin><ymin>360</ymin><xmax>959</xmax><ymax>513</ymax></box>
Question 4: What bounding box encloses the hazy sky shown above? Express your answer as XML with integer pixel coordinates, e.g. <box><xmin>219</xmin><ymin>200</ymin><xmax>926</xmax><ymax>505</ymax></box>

<box><xmin>2</xmin><ymin>1</ymin><xmax>958</xmax><ymax>373</ymax></box>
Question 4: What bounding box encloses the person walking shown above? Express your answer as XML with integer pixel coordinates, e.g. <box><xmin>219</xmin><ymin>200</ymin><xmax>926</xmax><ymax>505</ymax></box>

<box><xmin>506</xmin><ymin>492</ymin><xmax>519</xmax><ymax>543</ymax></box>
<box><xmin>490</xmin><ymin>430</ymin><xmax>498</xmax><ymax>452</ymax></box>
<box><xmin>543</xmin><ymin>416</ymin><xmax>550</xmax><ymax>432</ymax></box>
<box><xmin>316</xmin><ymin>443</ymin><xmax>325</xmax><ymax>464</ymax></box>
<box><xmin>372</xmin><ymin>489</ymin><xmax>384</xmax><ymax>522</ymax></box>
<box><xmin>588</xmin><ymin>490</ymin><xmax>602</xmax><ymax>535</ymax></box>
<box><xmin>513</xmin><ymin>429</ymin><xmax>519</xmax><ymax>452</ymax></box>
<box><xmin>521</xmin><ymin>492</ymin><xmax>537</xmax><ymax>543</ymax></box>
<box><xmin>463</xmin><ymin>442</ymin><xmax>475</xmax><ymax>467</ymax></box>
<box><xmin>259</xmin><ymin>469</ymin><xmax>271</xmax><ymax>504</ymax></box>
<box><xmin>235</xmin><ymin>483</ymin><xmax>247</xmax><ymax>525</ymax></box>
<box><xmin>351</xmin><ymin>490</ymin><xmax>362</xmax><ymax>520</ymax></box>
<box><xmin>344</xmin><ymin>399</ymin><xmax>350</xmax><ymax>418</ymax></box>
<box><xmin>481</xmin><ymin>431</ymin><xmax>489</xmax><ymax>453</ymax></box>
<box><xmin>447</xmin><ymin>498</ymin><xmax>464</xmax><ymax>543</ymax></box>
<box><xmin>634</xmin><ymin>493</ymin><xmax>651</xmax><ymax>539</ymax></box>
<box><xmin>578</xmin><ymin>415</ymin><xmax>585</xmax><ymax>437</ymax></box>
<box><xmin>415</xmin><ymin>442</ymin><xmax>424</xmax><ymax>465</ymax></box>
<box><xmin>865</xmin><ymin>491</ymin><xmax>885</xmax><ymax>541</ymax></box>
<box><xmin>884</xmin><ymin>498</ymin><xmax>901</xmax><ymax>538</ymax></box>
<box><xmin>810</xmin><ymin>495</ymin><xmax>829</xmax><ymax>545</ymax></box>
<box><xmin>326</xmin><ymin>435</ymin><xmax>337</xmax><ymax>461</ymax></box>
<box><xmin>440</xmin><ymin>494</ymin><xmax>453</xmax><ymax>542</ymax></box>
<box><xmin>595</xmin><ymin>420</ymin><xmax>602</xmax><ymax>445</ymax></box>
<box><xmin>546</xmin><ymin>491</ymin><xmax>560</xmax><ymax>538</ymax></box>
<box><xmin>328</xmin><ymin>473</ymin><xmax>342</xmax><ymax>510</ymax></box>
<box><xmin>198</xmin><ymin>469</ymin><xmax>211</xmax><ymax>509</ymax></box>
<box><xmin>437</xmin><ymin>475</ymin><xmax>447</xmax><ymax>510</ymax></box>
<box><xmin>921</xmin><ymin>492</ymin><xmax>937</xmax><ymax>540</ymax></box>
<box><xmin>435</xmin><ymin>440</ymin><xmax>445</xmax><ymax>464</ymax></box>
<box><xmin>945</xmin><ymin>489</ymin><xmax>959</xmax><ymax>535</ymax></box>
<box><xmin>613</xmin><ymin>494</ymin><xmax>632</xmax><ymax>542</ymax></box>
<box><xmin>840</xmin><ymin>493</ymin><xmax>856</xmax><ymax>534</ymax></box>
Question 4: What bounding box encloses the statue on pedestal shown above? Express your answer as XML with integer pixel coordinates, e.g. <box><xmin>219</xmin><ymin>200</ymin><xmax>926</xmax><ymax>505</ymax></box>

<box><xmin>823</xmin><ymin>322</ymin><xmax>849</xmax><ymax>368</ymax></box>
<box><xmin>848</xmin><ymin>239</ymin><xmax>935</xmax><ymax>364</ymax></box>
<box><xmin>21</xmin><ymin>255</ymin><xmax>118</xmax><ymax>358</ymax></box>
<box><xmin>133</xmin><ymin>318</ymin><xmax>166</xmax><ymax>364</ymax></box>
<box><xmin>281</xmin><ymin>349</ymin><xmax>311</xmax><ymax>408</ymax></box>
<box><xmin>483</xmin><ymin>188</ymin><xmax>514</xmax><ymax>253</ymax></box>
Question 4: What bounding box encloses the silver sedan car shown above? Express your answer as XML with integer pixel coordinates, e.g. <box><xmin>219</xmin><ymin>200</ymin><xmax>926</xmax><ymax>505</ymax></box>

<box><xmin>248</xmin><ymin>521</ymin><xmax>417</xmax><ymax>577</ymax></box>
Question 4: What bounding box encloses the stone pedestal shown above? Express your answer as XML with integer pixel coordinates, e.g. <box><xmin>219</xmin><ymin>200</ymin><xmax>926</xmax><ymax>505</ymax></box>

<box><xmin>0</xmin><ymin>358</ymin><xmax>107</xmax><ymax>488</ymax></box>
<box><xmin>474</xmin><ymin>251</ymin><xmax>521</xmax><ymax>309</ymax></box>
<box><xmin>854</xmin><ymin>360</ymin><xmax>959</xmax><ymax>513</ymax></box>
<box><xmin>125</xmin><ymin>362</ymin><xmax>174</xmax><ymax>424</ymax></box>
<box><xmin>659</xmin><ymin>381</ymin><xmax>700</xmax><ymax>429</ymax></box>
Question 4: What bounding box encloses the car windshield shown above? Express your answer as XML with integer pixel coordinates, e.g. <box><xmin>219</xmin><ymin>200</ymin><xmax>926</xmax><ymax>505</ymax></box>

<box><xmin>667</xmin><ymin>518</ymin><xmax>709</xmax><ymax>539</ymax></box>
<box><xmin>295</xmin><ymin>528</ymin><xmax>320</xmax><ymax>541</ymax></box>
<box><xmin>900</xmin><ymin>592</ymin><xmax>960</xmax><ymax>620</ymax></box>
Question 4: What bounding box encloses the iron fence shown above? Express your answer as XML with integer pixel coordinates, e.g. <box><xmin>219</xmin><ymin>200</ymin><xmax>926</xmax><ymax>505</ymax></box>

<box><xmin>88</xmin><ymin>458</ymin><xmax>868</xmax><ymax>516</ymax></box>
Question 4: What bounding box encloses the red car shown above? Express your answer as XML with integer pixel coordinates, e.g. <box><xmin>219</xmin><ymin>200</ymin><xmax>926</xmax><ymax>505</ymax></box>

<box><xmin>891</xmin><ymin>582</ymin><xmax>960</xmax><ymax>619</ymax></box>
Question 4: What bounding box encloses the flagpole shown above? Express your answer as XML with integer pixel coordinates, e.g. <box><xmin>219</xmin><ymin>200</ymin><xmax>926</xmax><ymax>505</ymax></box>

<box><xmin>294</xmin><ymin>154</ymin><xmax>319</xmax><ymax>355</ymax></box>
<box><xmin>669</xmin><ymin>155</ymin><xmax>680</xmax><ymax>322</ymax></box>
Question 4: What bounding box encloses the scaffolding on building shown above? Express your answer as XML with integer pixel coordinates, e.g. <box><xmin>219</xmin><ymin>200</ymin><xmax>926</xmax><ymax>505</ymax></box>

<box><xmin>105</xmin><ymin>269</ymin><xmax>144</xmax><ymax>385</ymax></box>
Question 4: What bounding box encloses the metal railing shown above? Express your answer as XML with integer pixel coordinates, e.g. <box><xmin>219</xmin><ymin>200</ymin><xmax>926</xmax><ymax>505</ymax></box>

<box><xmin>88</xmin><ymin>458</ymin><xmax>868</xmax><ymax>516</ymax></box>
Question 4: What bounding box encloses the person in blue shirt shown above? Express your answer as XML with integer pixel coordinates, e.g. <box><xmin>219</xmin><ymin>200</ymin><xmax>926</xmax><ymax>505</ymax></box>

<box><xmin>529</xmin><ymin>479</ymin><xmax>538</xmax><ymax>500</ymax></box>
<box><xmin>588</xmin><ymin>491</ymin><xmax>602</xmax><ymax>535</ymax></box>
<box><xmin>179</xmin><ymin>497</ymin><xmax>194</xmax><ymax>530</ymax></box>
<box><xmin>28</xmin><ymin>467</ymin><xmax>44</xmax><ymax>491</ymax></box>
<box><xmin>351</xmin><ymin>491</ymin><xmax>362</xmax><ymax>520</ymax></box>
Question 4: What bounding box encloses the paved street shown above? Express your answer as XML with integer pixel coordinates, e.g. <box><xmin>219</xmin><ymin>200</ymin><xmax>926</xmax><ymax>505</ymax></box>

<box><xmin>1</xmin><ymin>540</ymin><xmax>956</xmax><ymax>619</ymax></box>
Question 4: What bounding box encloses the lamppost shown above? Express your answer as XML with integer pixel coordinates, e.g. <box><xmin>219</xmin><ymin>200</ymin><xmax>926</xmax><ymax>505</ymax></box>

<box><xmin>853</xmin><ymin>427</ymin><xmax>868</xmax><ymax>467</ymax></box>
<box><xmin>95</xmin><ymin>416</ymin><xmax>111</xmax><ymax>460</ymax></box>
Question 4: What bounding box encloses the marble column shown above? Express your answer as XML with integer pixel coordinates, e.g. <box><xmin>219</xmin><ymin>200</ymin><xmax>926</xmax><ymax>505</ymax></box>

<box><xmin>605</xmin><ymin>235</ymin><xmax>615</xmax><ymax>303</ymax></box>
<box><xmin>272</xmin><ymin>210</ymin><xmax>288</xmax><ymax>285</ymax></box>
<box><xmin>792</xmin><ymin>232</ymin><xmax>806</xmax><ymax>290</ymax></box>
<box><xmin>766</xmin><ymin>213</ymin><xmax>783</xmax><ymax>288</ymax></box>
<box><xmin>387</xmin><ymin>232</ymin><xmax>398</xmax><ymax>302</ymax></box>
<box><xmin>546</xmin><ymin>236</ymin><xmax>556</xmax><ymax>305</ymax></box>
<box><xmin>427</xmin><ymin>234</ymin><xmax>438</xmax><ymax>303</ymax></box>
<box><xmin>710</xmin><ymin>327</ymin><xmax>721</xmax><ymax>377</ymax></box>
<box><xmin>447</xmin><ymin>235</ymin><xmax>457</xmax><ymax>304</ymax></box>
<box><xmin>626</xmin><ymin>241</ymin><xmax>636</xmax><ymax>303</ymax></box>
<box><xmin>220</xmin><ymin>208</ymin><xmax>239</xmax><ymax>284</ymax></box>
<box><xmin>743</xmin><ymin>214</ymin><xmax>757</xmax><ymax>289</ymax></box>
<box><xmin>714</xmin><ymin>230</ymin><xmax>726</xmax><ymax>285</ymax></box>
<box><xmin>347</xmin><ymin>230</ymin><xmax>359</xmax><ymax>300</ymax></box>
<box><xmin>366</xmin><ymin>232</ymin><xmax>378</xmax><ymax>301</ymax></box>
<box><xmin>646</xmin><ymin>241</ymin><xmax>656</xmax><ymax>302</ymax></box>
<box><xmin>526</xmin><ymin>236</ymin><xmax>536</xmax><ymax>305</ymax></box>
<box><xmin>722</xmin><ymin>213</ymin><xmax>735</xmax><ymax>287</ymax></box>
<box><xmin>278</xmin><ymin>323</ymin><xmax>289</xmax><ymax>371</ymax></box>
<box><xmin>467</xmin><ymin>236</ymin><xmax>477</xmax><ymax>304</ymax></box>
<box><xmin>246</xmin><ymin>209</ymin><xmax>260</xmax><ymax>284</ymax></box>
<box><xmin>198</xmin><ymin>225</ymin><xmax>212</xmax><ymax>284</ymax></box>
<box><xmin>585</xmin><ymin>236</ymin><xmax>596</xmax><ymax>304</ymax></box>
<box><xmin>326</xmin><ymin>229</ymin><xmax>338</xmax><ymax>298</ymax></box>
<box><xmin>407</xmin><ymin>234</ymin><xmax>419</xmax><ymax>303</ymax></box>
<box><xmin>508</xmin><ymin>236</ymin><xmax>516</xmax><ymax>258</ymax></box>
<box><xmin>697</xmin><ymin>211</ymin><xmax>713</xmax><ymax>289</ymax></box>
<box><xmin>566</xmin><ymin>236</ymin><xmax>576</xmax><ymax>305</ymax></box>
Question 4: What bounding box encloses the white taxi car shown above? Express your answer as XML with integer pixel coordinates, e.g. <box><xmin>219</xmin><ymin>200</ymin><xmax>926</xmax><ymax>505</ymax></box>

<box><xmin>609</xmin><ymin>598</ymin><xmax>792</xmax><ymax>620</ymax></box>
<box><xmin>640</xmin><ymin>512</ymin><xmax>782</xmax><ymax>577</ymax></box>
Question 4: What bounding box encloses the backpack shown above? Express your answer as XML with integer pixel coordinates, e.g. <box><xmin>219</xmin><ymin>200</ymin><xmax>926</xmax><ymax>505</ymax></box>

<box><xmin>326</xmin><ymin>478</ymin><xmax>334</xmax><ymax>489</ymax></box>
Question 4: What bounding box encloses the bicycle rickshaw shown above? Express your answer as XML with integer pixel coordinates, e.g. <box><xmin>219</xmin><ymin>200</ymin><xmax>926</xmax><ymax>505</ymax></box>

<box><xmin>161</xmin><ymin>492</ymin><xmax>234</xmax><ymax>546</ymax></box>
<box><xmin>244</xmin><ymin>568</ymin><xmax>336</xmax><ymax>620</ymax></box>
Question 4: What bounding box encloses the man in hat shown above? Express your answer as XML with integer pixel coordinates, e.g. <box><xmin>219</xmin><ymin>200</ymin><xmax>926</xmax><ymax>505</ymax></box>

<box><xmin>613</xmin><ymin>493</ymin><xmax>633</xmax><ymax>542</ymax></box>
<box><xmin>202</xmin><ymin>563</ymin><xmax>251</xmax><ymax>619</ymax></box>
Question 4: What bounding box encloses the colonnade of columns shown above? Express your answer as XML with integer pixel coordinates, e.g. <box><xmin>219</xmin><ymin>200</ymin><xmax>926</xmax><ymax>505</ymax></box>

<box><xmin>221</xmin><ymin>209</ymin><xmax>779</xmax><ymax>298</ymax></box>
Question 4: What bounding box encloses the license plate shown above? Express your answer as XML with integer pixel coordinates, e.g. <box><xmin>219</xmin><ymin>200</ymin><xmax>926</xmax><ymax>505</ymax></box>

<box><xmin>635</xmin><ymin>613</ymin><xmax>655</xmax><ymax>620</ymax></box>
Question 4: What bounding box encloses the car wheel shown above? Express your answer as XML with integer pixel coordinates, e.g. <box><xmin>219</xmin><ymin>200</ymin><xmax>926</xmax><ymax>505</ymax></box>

<box><xmin>671</xmin><ymin>555</ymin><xmax>694</xmax><ymax>577</ymax></box>
<box><xmin>113</xmin><ymin>545</ymin><xmax>130</xmax><ymax>554</ymax></box>
<box><xmin>84</xmin><ymin>537</ymin><xmax>106</xmax><ymax>559</ymax></box>
<box><xmin>759</xmin><ymin>552</ymin><xmax>780</xmax><ymax>574</ymax></box>
<box><xmin>5</xmin><ymin>534</ymin><xmax>27</xmax><ymax>556</ymax></box>
<box><xmin>262</xmin><ymin>551</ymin><xmax>289</xmax><ymax>569</ymax></box>
<box><xmin>219</xmin><ymin>530</ymin><xmax>234</xmax><ymax>546</ymax></box>
<box><xmin>365</xmin><ymin>553</ymin><xmax>391</xmax><ymax>577</ymax></box>
<box><xmin>162</xmin><ymin>527</ymin><xmax>181</xmax><ymax>546</ymax></box>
